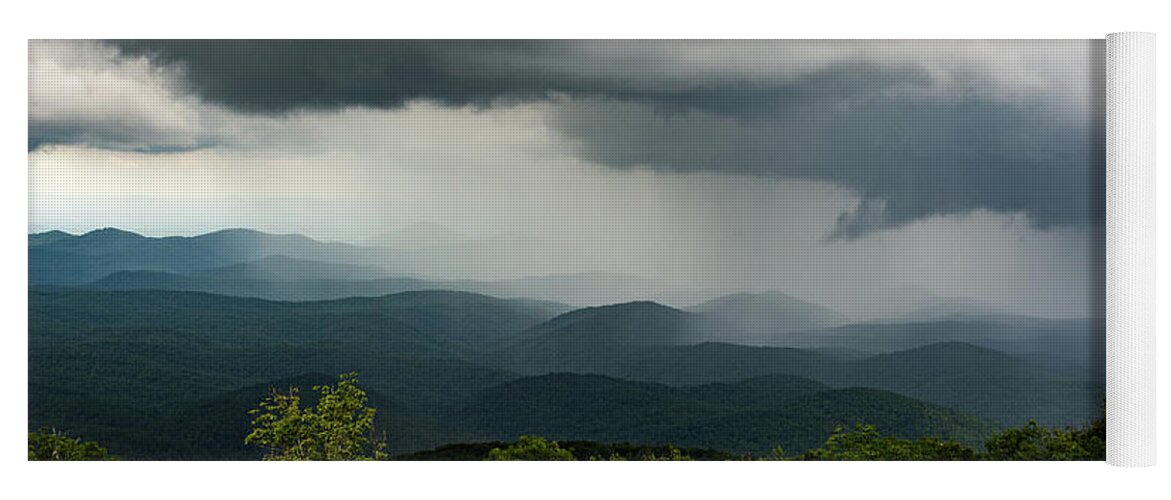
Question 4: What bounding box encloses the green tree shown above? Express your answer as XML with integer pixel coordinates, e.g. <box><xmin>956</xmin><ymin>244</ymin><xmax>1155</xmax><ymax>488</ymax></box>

<box><xmin>635</xmin><ymin>445</ymin><xmax>693</xmax><ymax>461</ymax></box>
<box><xmin>799</xmin><ymin>424</ymin><xmax>978</xmax><ymax>461</ymax></box>
<box><xmin>983</xmin><ymin>419</ymin><xmax>1103</xmax><ymax>461</ymax></box>
<box><xmin>1070</xmin><ymin>412</ymin><xmax>1107</xmax><ymax>459</ymax></box>
<box><xmin>487</xmin><ymin>436</ymin><xmax>575</xmax><ymax>461</ymax></box>
<box><xmin>245</xmin><ymin>372</ymin><xmax>387</xmax><ymax>460</ymax></box>
<box><xmin>28</xmin><ymin>428</ymin><xmax>113</xmax><ymax>461</ymax></box>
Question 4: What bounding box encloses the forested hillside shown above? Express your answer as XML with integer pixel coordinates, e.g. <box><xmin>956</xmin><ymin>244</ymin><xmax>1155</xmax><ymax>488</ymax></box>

<box><xmin>30</xmin><ymin>285</ymin><xmax>1102</xmax><ymax>459</ymax></box>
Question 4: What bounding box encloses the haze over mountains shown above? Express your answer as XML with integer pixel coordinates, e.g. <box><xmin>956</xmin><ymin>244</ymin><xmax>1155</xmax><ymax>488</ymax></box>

<box><xmin>30</xmin><ymin>228</ymin><xmax>394</xmax><ymax>286</ymax></box>
<box><xmin>30</xmin><ymin>228</ymin><xmax>1099</xmax><ymax>318</ymax></box>
<box><xmin>687</xmin><ymin>292</ymin><xmax>849</xmax><ymax>345</ymax></box>
<box><xmin>28</xmin><ymin>227</ymin><xmax>1105</xmax><ymax>459</ymax></box>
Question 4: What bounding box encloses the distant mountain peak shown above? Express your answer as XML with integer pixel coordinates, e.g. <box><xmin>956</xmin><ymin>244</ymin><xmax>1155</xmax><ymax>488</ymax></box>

<box><xmin>873</xmin><ymin>341</ymin><xmax>1018</xmax><ymax>362</ymax></box>
<box><xmin>502</xmin><ymin>299</ymin><xmax>704</xmax><ymax>365</ymax></box>
<box><xmin>28</xmin><ymin>230</ymin><xmax>77</xmax><ymax>246</ymax></box>
<box><xmin>203</xmin><ymin>228</ymin><xmax>268</xmax><ymax>237</ymax></box>
<box><xmin>198</xmin><ymin>228</ymin><xmax>319</xmax><ymax>243</ymax></box>
<box><xmin>29</xmin><ymin>226</ymin><xmax>380</xmax><ymax>286</ymax></box>
<box><xmin>571</xmin><ymin>300</ymin><xmax>682</xmax><ymax>316</ymax></box>
<box><xmin>29</xmin><ymin>229</ymin><xmax>74</xmax><ymax>237</ymax></box>
<box><xmin>686</xmin><ymin>291</ymin><xmax>848</xmax><ymax>341</ymax></box>
<box><xmin>693</xmin><ymin>291</ymin><xmax>832</xmax><ymax>309</ymax></box>
<box><xmin>531</xmin><ymin>300</ymin><xmax>686</xmax><ymax>330</ymax></box>
<box><xmin>82</xmin><ymin>227</ymin><xmax>145</xmax><ymax>238</ymax></box>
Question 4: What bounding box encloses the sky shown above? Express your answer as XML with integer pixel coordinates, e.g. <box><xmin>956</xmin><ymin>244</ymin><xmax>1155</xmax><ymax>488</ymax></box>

<box><xmin>27</xmin><ymin>40</ymin><xmax>1105</xmax><ymax>318</ymax></box>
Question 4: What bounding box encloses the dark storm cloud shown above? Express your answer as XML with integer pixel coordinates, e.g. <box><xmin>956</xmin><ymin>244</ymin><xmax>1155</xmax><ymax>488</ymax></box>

<box><xmin>39</xmin><ymin>40</ymin><xmax>1104</xmax><ymax>237</ymax></box>
<box><xmin>107</xmin><ymin>40</ymin><xmax>930</xmax><ymax>116</ymax></box>
<box><xmin>109</xmin><ymin>40</ymin><xmax>568</xmax><ymax>112</ymax></box>
<box><xmin>552</xmin><ymin>89</ymin><xmax>1105</xmax><ymax>238</ymax></box>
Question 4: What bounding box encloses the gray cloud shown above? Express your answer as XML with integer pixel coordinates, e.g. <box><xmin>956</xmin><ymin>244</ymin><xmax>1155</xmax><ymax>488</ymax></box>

<box><xmin>29</xmin><ymin>40</ymin><xmax>227</xmax><ymax>152</ymax></box>
<box><xmin>551</xmin><ymin>85</ymin><xmax>1105</xmax><ymax>238</ymax></box>
<box><xmin>108</xmin><ymin>40</ymin><xmax>568</xmax><ymax>112</ymax></box>
<box><xmin>106</xmin><ymin>40</ymin><xmax>933</xmax><ymax>116</ymax></box>
<box><xmin>36</xmin><ymin>40</ymin><xmax>1105</xmax><ymax>238</ymax></box>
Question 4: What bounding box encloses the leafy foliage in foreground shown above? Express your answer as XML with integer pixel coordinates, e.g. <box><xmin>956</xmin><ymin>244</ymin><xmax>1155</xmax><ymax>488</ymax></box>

<box><xmin>790</xmin><ymin>413</ymin><xmax>1106</xmax><ymax>461</ymax></box>
<box><xmin>796</xmin><ymin>424</ymin><xmax>980</xmax><ymax>460</ymax></box>
<box><xmin>400</xmin><ymin>413</ymin><xmax>1107</xmax><ymax>461</ymax></box>
<box><xmin>28</xmin><ymin>428</ymin><xmax>113</xmax><ymax>461</ymax></box>
<box><xmin>452</xmin><ymin>373</ymin><xmax>994</xmax><ymax>455</ymax></box>
<box><xmin>984</xmin><ymin>417</ymin><xmax>1106</xmax><ymax>460</ymax></box>
<box><xmin>487</xmin><ymin>436</ymin><xmax>575</xmax><ymax>461</ymax></box>
<box><xmin>245</xmin><ymin>373</ymin><xmax>387</xmax><ymax>460</ymax></box>
<box><xmin>31</xmin><ymin>385</ymin><xmax>1104</xmax><ymax>462</ymax></box>
<box><xmin>396</xmin><ymin>440</ymin><xmax>739</xmax><ymax>460</ymax></box>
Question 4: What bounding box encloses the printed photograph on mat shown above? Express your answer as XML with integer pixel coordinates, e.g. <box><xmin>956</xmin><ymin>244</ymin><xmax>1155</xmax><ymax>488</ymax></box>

<box><xmin>28</xmin><ymin>40</ymin><xmax>1105</xmax><ymax>461</ymax></box>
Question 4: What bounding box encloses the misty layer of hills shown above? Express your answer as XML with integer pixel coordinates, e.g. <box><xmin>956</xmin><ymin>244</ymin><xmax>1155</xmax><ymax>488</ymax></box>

<box><xmin>28</xmin><ymin>228</ymin><xmax>1104</xmax><ymax>459</ymax></box>
<box><xmin>31</xmin><ymin>228</ymin><xmax>713</xmax><ymax>306</ymax></box>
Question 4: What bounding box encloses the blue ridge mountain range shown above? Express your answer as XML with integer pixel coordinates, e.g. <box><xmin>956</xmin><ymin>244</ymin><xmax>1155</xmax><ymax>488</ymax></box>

<box><xmin>28</xmin><ymin>228</ymin><xmax>1104</xmax><ymax>459</ymax></box>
